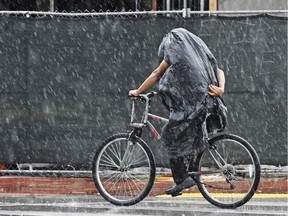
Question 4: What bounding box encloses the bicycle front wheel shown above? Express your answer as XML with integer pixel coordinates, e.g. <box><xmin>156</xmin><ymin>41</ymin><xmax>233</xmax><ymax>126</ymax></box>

<box><xmin>195</xmin><ymin>134</ymin><xmax>261</xmax><ymax>208</ymax></box>
<box><xmin>92</xmin><ymin>133</ymin><xmax>156</xmax><ymax>206</ymax></box>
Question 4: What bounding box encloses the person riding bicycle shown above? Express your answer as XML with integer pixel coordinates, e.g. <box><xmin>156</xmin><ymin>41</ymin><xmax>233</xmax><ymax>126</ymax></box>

<box><xmin>129</xmin><ymin>28</ymin><xmax>226</xmax><ymax>197</ymax></box>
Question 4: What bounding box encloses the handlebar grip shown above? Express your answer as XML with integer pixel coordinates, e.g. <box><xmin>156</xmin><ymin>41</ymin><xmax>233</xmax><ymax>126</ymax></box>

<box><xmin>129</xmin><ymin>91</ymin><xmax>157</xmax><ymax>100</ymax></box>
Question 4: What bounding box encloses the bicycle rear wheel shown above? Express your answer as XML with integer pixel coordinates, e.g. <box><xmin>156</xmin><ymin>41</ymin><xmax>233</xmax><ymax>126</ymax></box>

<box><xmin>92</xmin><ymin>133</ymin><xmax>156</xmax><ymax>206</ymax></box>
<box><xmin>195</xmin><ymin>134</ymin><xmax>261</xmax><ymax>208</ymax></box>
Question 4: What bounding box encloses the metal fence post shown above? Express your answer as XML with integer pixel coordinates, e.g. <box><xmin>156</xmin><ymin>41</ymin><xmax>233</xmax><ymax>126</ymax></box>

<box><xmin>50</xmin><ymin>0</ymin><xmax>54</xmax><ymax>12</ymax></box>
<box><xmin>200</xmin><ymin>0</ymin><xmax>205</xmax><ymax>11</ymax></box>
<box><xmin>166</xmin><ymin>0</ymin><xmax>171</xmax><ymax>11</ymax></box>
<box><xmin>183</xmin><ymin>0</ymin><xmax>187</xmax><ymax>17</ymax></box>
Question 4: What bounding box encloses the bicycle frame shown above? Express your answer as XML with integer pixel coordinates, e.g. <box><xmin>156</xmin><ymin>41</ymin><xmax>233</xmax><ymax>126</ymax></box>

<box><xmin>128</xmin><ymin>92</ymin><xmax>228</xmax><ymax>177</ymax></box>
<box><xmin>130</xmin><ymin>92</ymin><xmax>168</xmax><ymax>140</ymax></box>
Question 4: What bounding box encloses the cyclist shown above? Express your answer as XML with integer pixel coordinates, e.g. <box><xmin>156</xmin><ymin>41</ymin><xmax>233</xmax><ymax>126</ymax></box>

<box><xmin>129</xmin><ymin>28</ymin><xmax>226</xmax><ymax>197</ymax></box>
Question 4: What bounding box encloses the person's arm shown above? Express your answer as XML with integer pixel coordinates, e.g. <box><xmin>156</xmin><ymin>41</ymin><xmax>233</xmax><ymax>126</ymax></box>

<box><xmin>208</xmin><ymin>68</ymin><xmax>225</xmax><ymax>96</ymax></box>
<box><xmin>129</xmin><ymin>60</ymin><xmax>169</xmax><ymax>96</ymax></box>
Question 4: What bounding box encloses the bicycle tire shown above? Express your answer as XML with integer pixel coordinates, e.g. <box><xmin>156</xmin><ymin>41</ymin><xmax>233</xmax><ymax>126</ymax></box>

<box><xmin>92</xmin><ymin>133</ymin><xmax>156</xmax><ymax>206</ymax></box>
<box><xmin>195</xmin><ymin>134</ymin><xmax>261</xmax><ymax>209</ymax></box>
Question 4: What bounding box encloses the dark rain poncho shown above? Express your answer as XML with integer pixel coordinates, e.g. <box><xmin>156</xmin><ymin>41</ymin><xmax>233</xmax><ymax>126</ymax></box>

<box><xmin>157</xmin><ymin>28</ymin><xmax>221</xmax><ymax>159</ymax></box>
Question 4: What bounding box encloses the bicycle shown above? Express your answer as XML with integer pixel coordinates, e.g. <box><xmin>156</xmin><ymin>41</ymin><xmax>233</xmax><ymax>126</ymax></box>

<box><xmin>92</xmin><ymin>91</ymin><xmax>261</xmax><ymax>208</ymax></box>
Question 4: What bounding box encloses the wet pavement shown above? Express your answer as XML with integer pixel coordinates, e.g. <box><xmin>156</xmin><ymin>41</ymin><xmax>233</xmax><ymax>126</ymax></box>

<box><xmin>0</xmin><ymin>194</ymin><xmax>287</xmax><ymax>216</ymax></box>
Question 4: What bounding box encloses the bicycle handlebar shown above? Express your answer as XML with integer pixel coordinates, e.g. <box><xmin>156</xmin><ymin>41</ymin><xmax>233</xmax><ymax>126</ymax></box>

<box><xmin>144</xmin><ymin>91</ymin><xmax>158</xmax><ymax>98</ymax></box>
<box><xmin>129</xmin><ymin>91</ymin><xmax>158</xmax><ymax>101</ymax></box>
<box><xmin>129</xmin><ymin>91</ymin><xmax>158</xmax><ymax>127</ymax></box>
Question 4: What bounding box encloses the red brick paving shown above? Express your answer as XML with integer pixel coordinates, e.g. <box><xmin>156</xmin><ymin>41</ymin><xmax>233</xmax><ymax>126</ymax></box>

<box><xmin>0</xmin><ymin>176</ymin><xmax>286</xmax><ymax>196</ymax></box>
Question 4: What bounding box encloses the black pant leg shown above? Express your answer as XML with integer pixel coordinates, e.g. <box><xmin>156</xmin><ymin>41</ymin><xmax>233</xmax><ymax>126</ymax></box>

<box><xmin>170</xmin><ymin>157</ymin><xmax>188</xmax><ymax>184</ymax></box>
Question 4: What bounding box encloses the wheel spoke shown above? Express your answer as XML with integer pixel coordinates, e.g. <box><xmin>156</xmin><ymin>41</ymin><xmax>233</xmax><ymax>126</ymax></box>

<box><xmin>108</xmin><ymin>142</ymin><xmax>122</xmax><ymax>162</ymax></box>
<box><xmin>101</xmin><ymin>151</ymin><xmax>120</xmax><ymax>168</ymax></box>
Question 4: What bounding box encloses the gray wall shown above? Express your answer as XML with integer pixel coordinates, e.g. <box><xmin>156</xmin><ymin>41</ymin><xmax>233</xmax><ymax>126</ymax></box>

<box><xmin>0</xmin><ymin>15</ymin><xmax>287</xmax><ymax>168</ymax></box>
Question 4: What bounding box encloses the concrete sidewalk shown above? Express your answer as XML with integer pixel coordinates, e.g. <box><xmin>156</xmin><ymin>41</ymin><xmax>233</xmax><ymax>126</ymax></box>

<box><xmin>0</xmin><ymin>193</ymin><xmax>287</xmax><ymax>216</ymax></box>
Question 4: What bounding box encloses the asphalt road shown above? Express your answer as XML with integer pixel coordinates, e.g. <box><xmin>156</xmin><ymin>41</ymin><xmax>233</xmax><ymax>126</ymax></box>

<box><xmin>0</xmin><ymin>194</ymin><xmax>287</xmax><ymax>216</ymax></box>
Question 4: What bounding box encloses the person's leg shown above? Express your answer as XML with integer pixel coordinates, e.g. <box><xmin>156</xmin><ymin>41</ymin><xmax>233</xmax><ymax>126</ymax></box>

<box><xmin>166</xmin><ymin>156</ymin><xmax>196</xmax><ymax>196</ymax></box>
<box><xmin>170</xmin><ymin>157</ymin><xmax>189</xmax><ymax>184</ymax></box>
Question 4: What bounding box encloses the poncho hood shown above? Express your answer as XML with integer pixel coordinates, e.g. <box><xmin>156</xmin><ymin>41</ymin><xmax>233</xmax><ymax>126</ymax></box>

<box><xmin>157</xmin><ymin>28</ymin><xmax>219</xmax><ymax>121</ymax></box>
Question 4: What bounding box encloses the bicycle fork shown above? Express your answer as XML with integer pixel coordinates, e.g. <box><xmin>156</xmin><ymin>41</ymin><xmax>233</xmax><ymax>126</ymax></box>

<box><xmin>119</xmin><ymin>128</ymin><xmax>142</xmax><ymax>171</ymax></box>
<box><xmin>119</xmin><ymin>141</ymin><xmax>132</xmax><ymax>171</ymax></box>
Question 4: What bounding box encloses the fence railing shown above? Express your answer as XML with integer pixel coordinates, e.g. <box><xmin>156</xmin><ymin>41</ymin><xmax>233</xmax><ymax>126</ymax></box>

<box><xmin>0</xmin><ymin>9</ymin><xmax>287</xmax><ymax>18</ymax></box>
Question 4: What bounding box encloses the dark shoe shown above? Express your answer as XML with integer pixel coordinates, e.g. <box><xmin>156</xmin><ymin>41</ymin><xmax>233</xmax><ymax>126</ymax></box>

<box><xmin>165</xmin><ymin>176</ymin><xmax>196</xmax><ymax>197</ymax></box>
